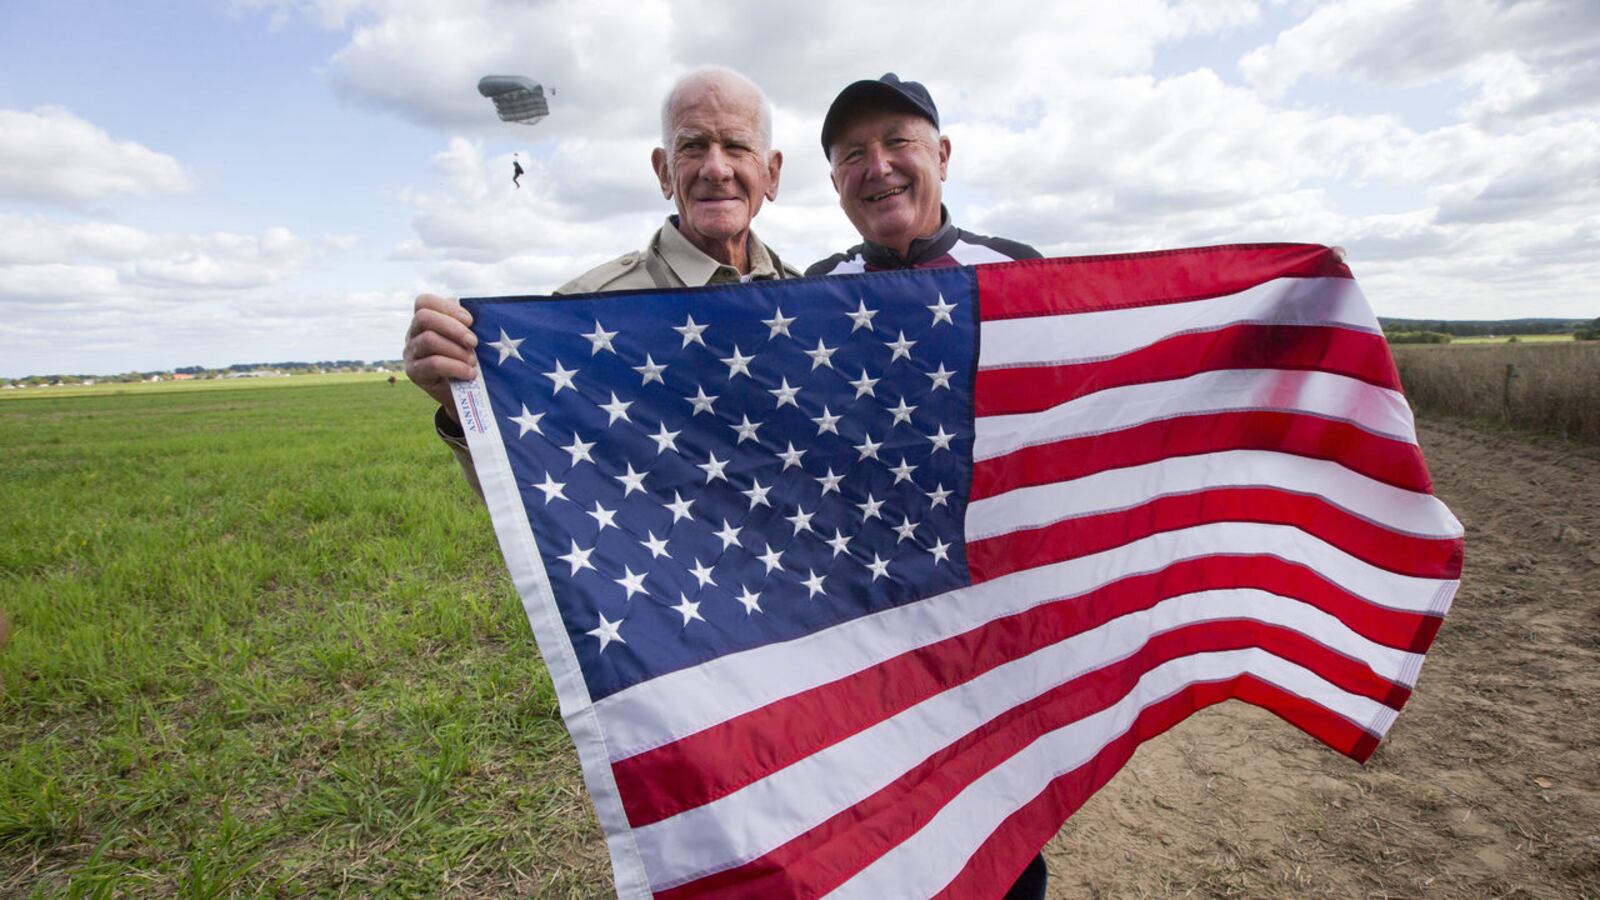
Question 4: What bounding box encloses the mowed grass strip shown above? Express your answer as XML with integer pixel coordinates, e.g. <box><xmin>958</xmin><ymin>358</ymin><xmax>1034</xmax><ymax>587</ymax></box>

<box><xmin>0</xmin><ymin>379</ymin><xmax>607</xmax><ymax>896</ymax></box>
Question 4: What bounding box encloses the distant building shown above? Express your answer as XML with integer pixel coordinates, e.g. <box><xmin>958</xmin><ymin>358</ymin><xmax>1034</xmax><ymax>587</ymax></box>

<box><xmin>172</xmin><ymin>373</ymin><xmax>195</xmax><ymax>381</ymax></box>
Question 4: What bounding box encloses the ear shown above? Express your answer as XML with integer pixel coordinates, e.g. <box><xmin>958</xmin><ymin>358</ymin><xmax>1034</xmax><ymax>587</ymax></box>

<box><xmin>937</xmin><ymin>135</ymin><xmax>951</xmax><ymax>181</ymax></box>
<box><xmin>764</xmin><ymin>149</ymin><xmax>783</xmax><ymax>201</ymax></box>
<box><xmin>651</xmin><ymin>148</ymin><xmax>672</xmax><ymax>199</ymax></box>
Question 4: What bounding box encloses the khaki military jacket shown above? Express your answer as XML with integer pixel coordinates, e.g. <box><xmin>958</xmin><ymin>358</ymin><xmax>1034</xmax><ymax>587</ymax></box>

<box><xmin>437</xmin><ymin>218</ymin><xmax>799</xmax><ymax>495</ymax></box>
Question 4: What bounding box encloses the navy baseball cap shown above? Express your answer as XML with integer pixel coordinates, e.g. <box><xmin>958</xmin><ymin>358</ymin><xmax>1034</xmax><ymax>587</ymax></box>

<box><xmin>820</xmin><ymin>73</ymin><xmax>940</xmax><ymax>157</ymax></box>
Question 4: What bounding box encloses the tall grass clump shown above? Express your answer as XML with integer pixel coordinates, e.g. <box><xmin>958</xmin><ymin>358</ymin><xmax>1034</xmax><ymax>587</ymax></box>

<box><xmin>1391</xmin><ymin>341</ymin><xmax>1600</xmax><ymax>444</ymax></box>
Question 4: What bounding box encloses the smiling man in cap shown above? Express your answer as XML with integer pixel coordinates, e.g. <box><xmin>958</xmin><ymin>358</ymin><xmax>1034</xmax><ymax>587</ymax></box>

<box><xmin>809</xmin><ymin>73</ymin><xmax>1050</xmax><ymax>900</ymax></box>
<box><xmin>807</xmin><ymin>73</ymin><xmax>1041</xmax><ymax>277</ymax></box>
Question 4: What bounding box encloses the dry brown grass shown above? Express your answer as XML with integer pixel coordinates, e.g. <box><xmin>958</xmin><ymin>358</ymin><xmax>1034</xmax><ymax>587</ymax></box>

<box><xmin>1390</xmin><ymin>341</ymin><xmax>1600</xmax><ymax>444</ymax></box>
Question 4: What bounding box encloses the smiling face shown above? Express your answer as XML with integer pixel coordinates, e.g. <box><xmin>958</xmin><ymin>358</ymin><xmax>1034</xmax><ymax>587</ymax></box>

<box><xmin>827</xmin><ymin>107</ymin><xmax>950</xmax><ymax>257</ymax></box>
<box><xmin>651</xmin><ymin>76</ymin><xmax>782</xmax><ymax>271</ymax></box>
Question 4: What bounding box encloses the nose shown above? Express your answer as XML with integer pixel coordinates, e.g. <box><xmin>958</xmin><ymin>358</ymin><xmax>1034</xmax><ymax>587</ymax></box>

<box><xmin>864</xmin><ymin>143</ymin><xmax>894</xmax><ymax>178</ymax></box>
<box><xmin>700</xmin><ymin>143</ymin><xmax>734</xmax><ymax>181</ymax></box>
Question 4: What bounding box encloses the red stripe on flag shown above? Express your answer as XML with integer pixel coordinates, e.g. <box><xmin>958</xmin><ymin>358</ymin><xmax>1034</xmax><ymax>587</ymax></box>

<box><xmin>612</xmin><ymin>559</ymin><xmax>1419</xmax><ymax>829</ymax></box>
<box><xmin>974</xmin><ymin>323</ymin><xmax>1398</xmax><ymax>418</ymax></box>
<box><xmin>966</xmin><ymin>487</ymin><xmax>1464</xmax><ymax>584</ymax></box>
<box><xmin>654</xmin><ymin>628</ymin><xmax>1383</xmax><ymax>900</ymax></box>
<box><xmin>932</xmin><ymin>674</ymin><xmax>1378</xmax><ymax>900</ymax></box>
<box><xmin>970</xmin><ymin>411</ymin><xmax>1434</xmax><ymax>501</ymax></box>
<box><xmin>976</xmin><ymin>244</ymin><xmax>1351</xmax><ymax>321</ymax></box>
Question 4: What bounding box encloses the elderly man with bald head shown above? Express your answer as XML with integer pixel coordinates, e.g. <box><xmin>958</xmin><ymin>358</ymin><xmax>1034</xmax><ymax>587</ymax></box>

<box><xmin>404</xmin><ymin>66</ymin><xmax>799</xmax><ymax>492</ymax></box>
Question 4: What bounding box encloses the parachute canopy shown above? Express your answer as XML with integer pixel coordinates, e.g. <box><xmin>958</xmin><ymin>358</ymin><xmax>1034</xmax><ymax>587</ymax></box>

<box><xmin>477</xmin><ymin>76</ymin><xmax>550</xmax><ymax>125</ymax></box>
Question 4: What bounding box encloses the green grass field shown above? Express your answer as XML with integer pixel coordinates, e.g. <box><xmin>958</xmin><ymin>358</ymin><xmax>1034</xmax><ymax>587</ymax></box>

<box><xmin>0</xmin><ymin>378</ymin><xmax>606</xmax><ymax>895</ymax></box>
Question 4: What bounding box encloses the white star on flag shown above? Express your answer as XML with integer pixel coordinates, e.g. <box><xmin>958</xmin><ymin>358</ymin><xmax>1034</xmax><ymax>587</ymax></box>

<box><xmin>648</xmin><ymin>423</ymin><xmax>681</xmax><ymax>454</ymax></box>
<box><xmin>689</xmin><ymin>559</ymin><xmax>717</xmax><ymax>588</ymax></box>
<box><xmin>812</xmin><ymin>407</ymin><xmax>842</xmax><ymax>435</ymax></box>
<box><xmin>777</xmin><ymin>442</ymin><xmax>807</xmax><ymax>470</ymax></box>
<box><xmin>734</xmin><ymin>587</ymin><xmax>762</xmax><ymax>614</ymax></box>
<box><xmin>825</xmin><ymin>529</ymin><xmax>851</xmax><ymax>557</ymax></box>
<box><xmin>732</xmin><ymin>414</ymin><xmax>763</xmax><ymax>444</ymax></box>
<box><xmin>804</xmin><ymin>339</ymin><xmax>837</xmax><ymax>370</ymax></box>
<box><xmin>562</xmin><ymin>435</ymin><xmax>596</xmax><ymax>467</ymax></box>
<box><xmin>674</xmin><ymin>314</ymin><xmax>708</xmax><ymax>347</ymax></box>
<box><xmin>888</xmin><ymin>397</ymin><xmax>917</xmax><ymax>426</ymax></box>
<box><xmin>757</xmin><ymin>543</ymin><xmax>784</xmax><ymax>574</ymax></box>
<box><xmin>557</xmin><ymin>539</ymin><xmax>596</xmax><ymax>575</ymax></box>
<box><xmin>865</xmin><ymin>553</ymin><xmax>891</xmax><ymax>581</ymax></box>
<box><xmin>851</xmin><ymin>370</ymin><xmax>879</xmax><ymax>398</ymax></box>
<box><xmin>583</xmin><ymin>320</ymin><xmax>618</xmax><ymax>355</ymax></box>
<box><xmin>665</xmin><ymin>491</ymin><xmax>695</xmax><ymax>522</ymax></box>
<box><xmin>640</xmin><ymin>531</ymin><xmax>670</xmax><ymax>558</ymax></box>
<box><xmin>801</xmin><ymin>569</ymin><xmax>827</xmax><ymax>598</ymax></box>
<box><xmin>847</xmin><ymin>298</ymin><xmax>878</xmax><ymax>332</ymax></box>
<box><xmin>929</xmin><ymin>537</ymin><xmax>951</xmax><ymax>564</ymax></box>
<box><xmin>509</xmin><ymin>404</ymin><xmax>544</xmax><ymax>437</ymax></box>
<box><xmin>633</xmin><ymin>355</ymin><xmax>667</xmax><ymax>385</ymax></box>
<box><xmin>928</xmin><ymin>425</ymin><xmax>955</xmax><ymax>452</ymax></box>
<box><xmin>599</xmin><ymin>391</ymin><xmax>633</xmax><ymax>425</ymax></box>
<box><xmin>613</xmin><ymin>463</ymin><xmax>648</xmax><ymax>496</ymax></box>
<box><xmin>769</xmin><ymin>377</ymin><xmax>800</xmax><ymax>408</ymax></box>
<box><xmin>885</xmin><ymin>331</ymin><xmax>916</xmax><ymax>362</ymax></box>
<box><xmin>742</xmin><ymin>479</ymin><xmax>773</xmax><ymax>509</ymax></box>
<box><xmin>687</xmin><ymin>386</ymin><xmax>718</xmax><ymax>415</ymax></box>
<box><xmin>671</xmin><ymin>593</ymin><xmax>705</xmax><ymax>625</ymax></box>
<box><xmin>721</xmin><ymin>346</ymin><xmax>754</xmax><ymax>379</ymax></box>
<box><xmin>713</xmin><ymin>519</ymin><xmax>743</xmax><ymax>550</ymax></box>
<box><xmin>586</xmin><ymin>613</ymin><xmax>624</xmax><ymax>651</ymax></box>
<box><xmin>762</xmin><ymin>307</ymin><xmax>795</xmax><ymax>339</ymax></box>
<box><xmin>532</xmin><ymin>473</ymin><xmax>566</xmax><ymax>504</ymax></box>
<box><xmin>927</xmin><ymin>363</ymin><xmax>954</xmax><ymax>391</ymax></box>
<box><xmin>614</xmin><ymin>567</ymin><xmax>648</xmax><ymax>601</ymax></box>
<box><xmin>544</xmin><ymin>360</ymin><xmax>578</xmax><ymax>394</ymax></box>
<box><xmin>698</xmin><ymin>452</ymin><xmax>730</xmax><ymax>483</ymax></box>
<box><xmin>928</xmin><ymin>293</ymin><xmax>957</xmax><ymax>325</ymax></box>
<box><xmin>486</xmin><ymin>328</ymin><xmax>524</xmax><ymax>364</ymax></box>
<box><xmin>587</xmin><ymin>501</ymin><xmax>618</xmax><ymax>531</ymax></box>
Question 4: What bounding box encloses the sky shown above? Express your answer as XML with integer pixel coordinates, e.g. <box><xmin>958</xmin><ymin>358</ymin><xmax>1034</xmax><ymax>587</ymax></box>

<box><xmin>1</xmin><ymin>0</ymin><xmax>1597</xmax><ymax>378</ymax></box>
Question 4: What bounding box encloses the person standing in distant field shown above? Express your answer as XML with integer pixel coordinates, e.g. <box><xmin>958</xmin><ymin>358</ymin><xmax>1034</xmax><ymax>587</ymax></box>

<box><xmin>512</xmin><ymin>155</ymin><xmax>525</xmax><ymax>189</ymax></box>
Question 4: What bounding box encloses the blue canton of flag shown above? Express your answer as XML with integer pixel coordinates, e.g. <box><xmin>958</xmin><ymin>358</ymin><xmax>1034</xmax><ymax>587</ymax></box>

<box><xmin>463</xmin><ymin>269</ymin><xmax>975</xmax><ymax>700</ymax></box>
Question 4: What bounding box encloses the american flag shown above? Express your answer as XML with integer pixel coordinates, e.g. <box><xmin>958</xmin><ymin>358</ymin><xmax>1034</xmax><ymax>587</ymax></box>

<box><xmin>450</xmin><ymin>244</ymin><xmax>1462</xmax><ymax>899</ymax></box>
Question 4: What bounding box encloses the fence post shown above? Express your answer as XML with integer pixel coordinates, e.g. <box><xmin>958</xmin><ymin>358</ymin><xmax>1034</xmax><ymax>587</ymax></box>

<box><xmin>1502</xmin><ymin>363</ymin><xmax>1516</xmax><ymax>421</ymax></box>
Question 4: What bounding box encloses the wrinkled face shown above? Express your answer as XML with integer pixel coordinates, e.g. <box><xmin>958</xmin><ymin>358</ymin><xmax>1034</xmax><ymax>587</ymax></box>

<box><xmin>828</xmin><ymin>108</ymin><xmax>949</xmax><ymax>255</ymax></box>
<box><xmin>652</xmin><ymin>83</ymin><xmax>782</xmax><ymax>262</ymax></box>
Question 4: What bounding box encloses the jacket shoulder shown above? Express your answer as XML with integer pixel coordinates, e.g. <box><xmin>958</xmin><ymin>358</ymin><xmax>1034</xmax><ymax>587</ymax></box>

<box><xmin>555</xmin><ymin>251</ymin><xmax>652</xmax><ymax>295</ymax></box>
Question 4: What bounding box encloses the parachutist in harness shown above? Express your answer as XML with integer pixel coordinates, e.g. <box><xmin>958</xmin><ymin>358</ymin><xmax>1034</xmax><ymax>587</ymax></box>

<box><xmin>513</xmin><ymin>157</ymin><xmax>525</xmax><ymax>189</ymax></box>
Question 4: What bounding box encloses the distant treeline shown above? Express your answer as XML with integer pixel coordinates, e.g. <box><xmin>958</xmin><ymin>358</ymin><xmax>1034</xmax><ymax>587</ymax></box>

<box><xmin>1377</xmin><ymin>317</ymin><xmax>1593</xmax><ymax>337</ymax></box>
<box><xmin>5</xmin><ymin>360</ymin><xmax>405</xmax><ymax>387</ymax></box>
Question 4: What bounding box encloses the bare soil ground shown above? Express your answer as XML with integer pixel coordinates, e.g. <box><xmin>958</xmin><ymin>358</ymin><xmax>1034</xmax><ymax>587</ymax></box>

<box><xmin>1047</xmin><ymin>418</ymin><xmax>1600</xmax><ymax>898</ymax></box>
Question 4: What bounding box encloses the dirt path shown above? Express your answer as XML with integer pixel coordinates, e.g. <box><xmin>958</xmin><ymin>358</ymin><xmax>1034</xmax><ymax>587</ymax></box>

<box><xmin>1045</xmin><ymin>418</ymin><xmax>1600</xmax><ymax>898</ymax></box>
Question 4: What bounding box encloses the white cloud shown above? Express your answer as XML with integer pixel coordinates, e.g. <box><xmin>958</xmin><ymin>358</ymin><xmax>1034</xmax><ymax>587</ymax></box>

<box><xmin>0</xmin><ymin>107</ymin><xmax>194</xmax><ymax>206</ymax></box>
<box><xmin>1240</xmin><ymin>0</ymin><xmax>1600</xmax><ymax>119</ymax></box>
<box><xmin>0</xmin><ymin>215</ymin><xmax>350</xmax><ymax>290</ymax></box>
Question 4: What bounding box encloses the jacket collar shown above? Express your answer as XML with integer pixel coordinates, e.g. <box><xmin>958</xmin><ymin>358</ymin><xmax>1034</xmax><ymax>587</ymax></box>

<box><xmin>857</xmin><ymin>205</ymin><xmax>956</xmax><ymax>269</ymax></box>
<box><xmin>657</xmin><ymin>216</ymin><xmax>782</xmax><ymax>286</ymax></box>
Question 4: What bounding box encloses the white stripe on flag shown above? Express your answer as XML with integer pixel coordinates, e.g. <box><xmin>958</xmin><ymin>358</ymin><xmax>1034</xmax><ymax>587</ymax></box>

<box><xmin>972</xmin><ymin>369</ymin><xmax>1418</xmax><ymax>462</ymax></box>
<box><xmin>638</xmin><ymin>601</ymin><xmax>1395</xmax><ymax>891</ymax></box>
<box><xmin>826</xmin><ymin>649</ymin><xmax>1380</xmax><ymax>900</ymax></box>
<box><xmin>965</xmin><ymin>449</ymin><xmax>1463</xmax><ymax>542</ymax></box>
<box><xmin>593</xmin><ymin>522</ymin><xmax>1450</xmax><ymax>765</ymax></box>
<box><xmin>977</xmin><ymin>276</ymin><xmax>1376</xmax><ymax>369</ymax></box>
